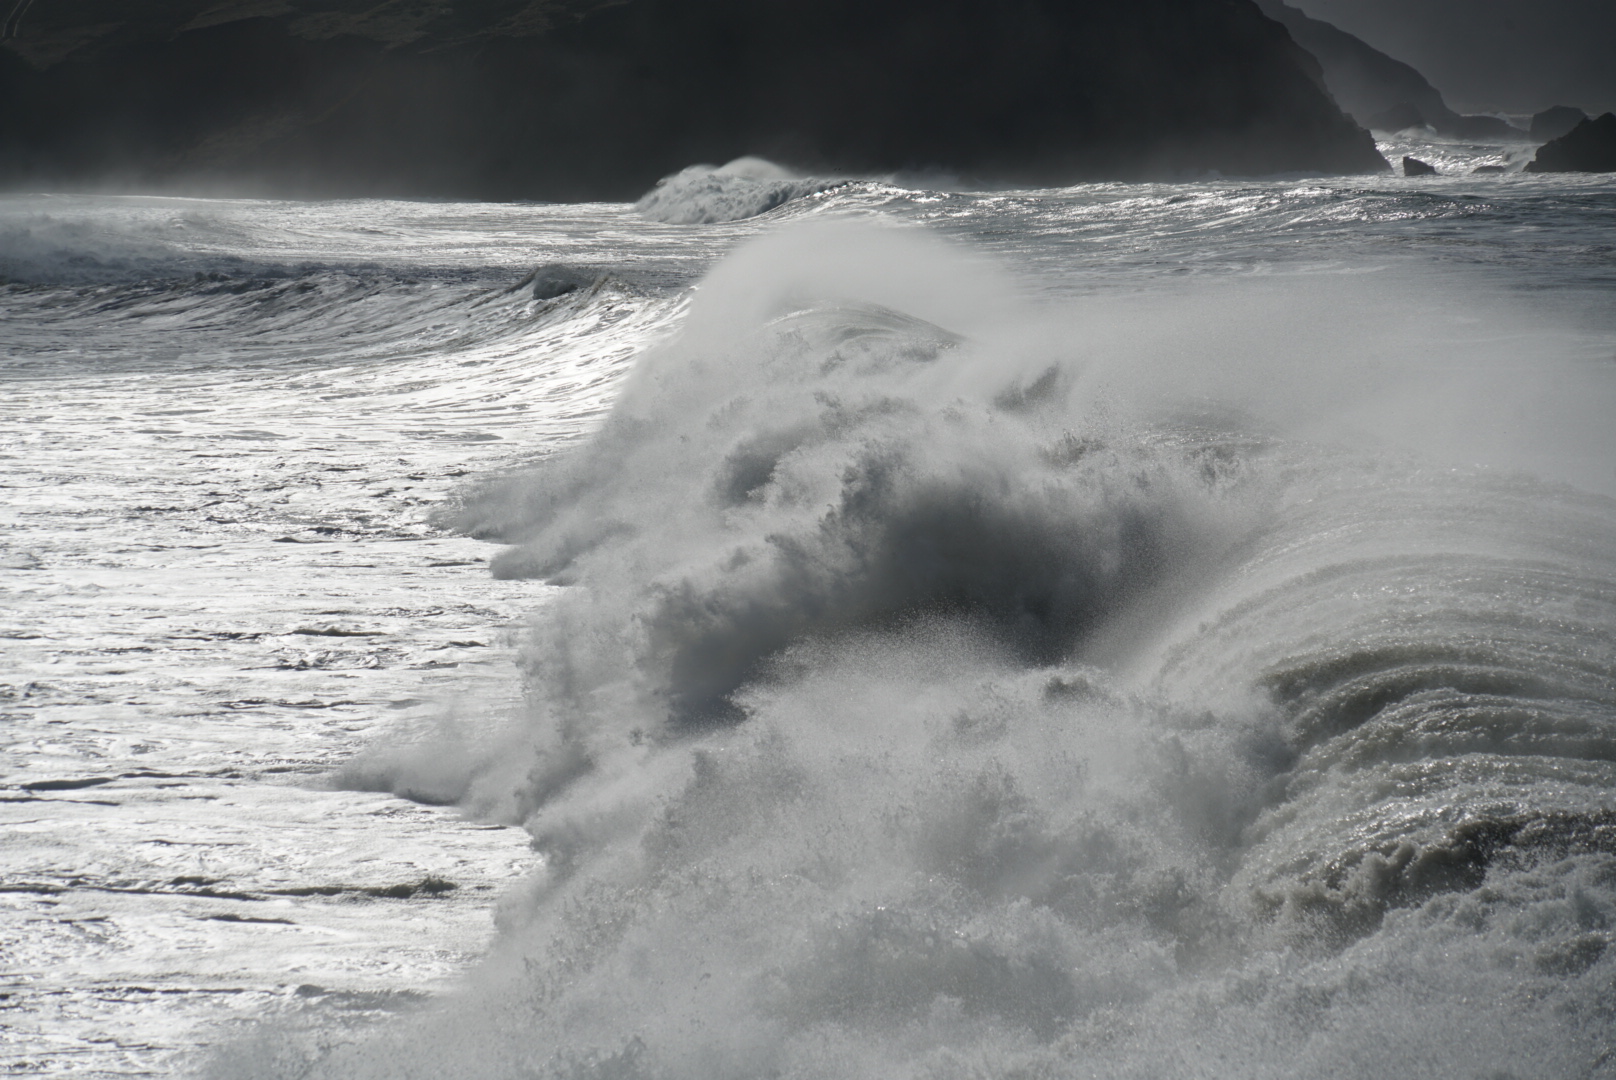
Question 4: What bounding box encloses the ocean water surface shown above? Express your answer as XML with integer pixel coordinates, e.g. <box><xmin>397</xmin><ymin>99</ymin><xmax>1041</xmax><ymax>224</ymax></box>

<box><xmin>3</xmin><ymin>140</ymin><xmax>1615</xmax><ymax>1078</ymax></box>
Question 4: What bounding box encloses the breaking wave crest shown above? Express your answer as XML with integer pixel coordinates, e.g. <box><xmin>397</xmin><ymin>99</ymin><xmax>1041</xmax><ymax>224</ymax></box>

<box><xmin>636</xmin><ymin>158</ymin><xmax>848</xmax><ymax>224</ymax></box>
<box><xmin>220</xmin><ymin>221</ymin><xmax>1616</xmax><ymax>1079</ymax></box>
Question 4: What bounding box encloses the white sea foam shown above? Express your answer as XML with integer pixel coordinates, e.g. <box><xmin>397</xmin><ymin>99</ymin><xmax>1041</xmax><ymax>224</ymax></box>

<box><xmin>635</xmin><ymin>157</ymin><xmax>846</xmax><ymax>224</ymax></box>
<box><xmin>202</xmin><ymin>218</ymin><xmax>1616</xmax><ymax>1078</ymax></box>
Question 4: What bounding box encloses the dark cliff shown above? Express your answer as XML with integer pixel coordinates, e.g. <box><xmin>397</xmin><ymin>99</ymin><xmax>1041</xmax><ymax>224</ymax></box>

<box><xmin>0</xmin><ymin>0</ymin><xmax>1387</xmax><ymax>199</ymax></box>
<box><xmin>1251</xmin><ymin>0</ymin><xmax>1520</xmax><ymax>140</ymax></box>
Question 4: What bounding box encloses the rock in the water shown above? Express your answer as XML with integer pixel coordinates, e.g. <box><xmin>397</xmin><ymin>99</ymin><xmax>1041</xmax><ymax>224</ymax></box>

<box><xmin>1526</xmin><ymin>114</ymin><xmax>1616</xmax><ymax>173</ymax></box>
<box><xmin>1470</xmin><ymin>165</ymin><xmax>1506</xmax><ymax>175</ymax></box>
<box><xmin>1531</xmin><ymin>105</ymin><xmax>1596</xmax><ymax>144</ymax></box>
<box><xmin>1403</xmin><ymin>156</ymin><xmax>1438</xmax><ymax>177</ymax></box>
<box><xmin>0</xmin><ymin>0</ymin><xmax>1387</xmax><ymax>197</ymax></box>
<box><xmin>1530</xmin><ymin>106</ymin><xmax>1589</xmax><ymax>143</ymax></box>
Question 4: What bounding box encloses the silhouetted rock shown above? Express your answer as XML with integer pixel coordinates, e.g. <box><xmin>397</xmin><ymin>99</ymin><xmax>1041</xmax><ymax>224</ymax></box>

<box><xmin>1403</xmin><ymin>157</ymin><xmax>1438</xmax><ymax>177</ymax></box>
<box><xmin>1530</xmin><ymin>106</ymin><xmax>1589</xmax><ymax>143</ymax></box>
<box><xmin>1526</xmin><ymin>114</ymin><xmax>1616</xmax><ymax>173</ymax></box>
<box><xmin>1255</xmin><ymin>1</ymin><xmax>1523</xmax><ymax>141</ymax></box>
<box><xmin>0</xmin><ymin>0</ymin><xmax>1387</xmax><ymax>199</ymax></box>
<box><xmin>1470</xmin><ymin>165</ymin><xmax>1506</xmax><ymax>174</ymax></box>
<box><xmin>1257</xmin><ymin>2</ymin><xmax>1445</xmax><ymax>126</ymax></box>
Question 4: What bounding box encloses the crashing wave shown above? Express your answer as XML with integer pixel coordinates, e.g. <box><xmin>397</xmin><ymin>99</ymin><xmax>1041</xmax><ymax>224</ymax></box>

<box><xmin>216</xmin><ymin>220</ymin><xmax>1616</xmax><ymax>1080</ymax></box>
<box><xmin>635</xmin><ymin>157</ymin><xmax>845</xmax><ymax>224</ymax></box>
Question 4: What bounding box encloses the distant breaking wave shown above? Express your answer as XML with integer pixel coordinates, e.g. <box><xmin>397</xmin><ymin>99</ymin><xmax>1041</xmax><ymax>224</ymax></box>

<box><xmin>0</xmin><ymin>208</ymin><xmax>259</xmax><ymax>284</ymax></box>
<box><xmin>636</xmin><ymin>157</ymin><xmax>848</xmax><ymax>224</ymax></box>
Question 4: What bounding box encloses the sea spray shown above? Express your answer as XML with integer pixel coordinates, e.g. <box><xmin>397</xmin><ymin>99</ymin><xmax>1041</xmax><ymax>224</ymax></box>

<box><xmin>210</xmin><ymin>220</ymin><xmax>1616</xmax><ymax>1079</ymax></box>
<box><xmin>421</xmin><ymin>221</ymin><xmax>1247</xmax><ymax>824</ymax></box>
<box><xmin>634</xmin><ymin>158</ymin><xmax>848</xmax><ymax>225</ymax></box>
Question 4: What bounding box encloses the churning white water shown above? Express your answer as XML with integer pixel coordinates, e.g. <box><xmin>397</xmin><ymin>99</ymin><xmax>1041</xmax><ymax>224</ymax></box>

<box><xmin>4</xmin><ymin>144</ymin><xmax>1615</xmax><ymax>1078</ymax></box>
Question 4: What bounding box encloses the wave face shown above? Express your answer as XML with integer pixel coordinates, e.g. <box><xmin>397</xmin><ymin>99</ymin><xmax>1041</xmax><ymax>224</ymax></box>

<box><xmin>202</xmin><ymin>213</ymin><xmax>1616</xmax><ymax>1079</ymax></box>
<box><xmin>634</xmin><ymin>157</ymin><xmax>847</xmax><ymax>224</ymax></box>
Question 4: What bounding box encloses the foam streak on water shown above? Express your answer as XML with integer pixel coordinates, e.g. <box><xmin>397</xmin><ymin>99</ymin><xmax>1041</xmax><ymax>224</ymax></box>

<box><xmin>3</xmin><ymin>146</ymin><xmax>1615</xmax><ymax>1078</ymax></box>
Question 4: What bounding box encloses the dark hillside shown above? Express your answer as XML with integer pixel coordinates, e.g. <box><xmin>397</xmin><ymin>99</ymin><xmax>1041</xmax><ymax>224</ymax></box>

<box><xmin>1252</xmin><ymin>0</ymin><xmax>1521</xmax><ymax>139</ymax></box>
<box><xmin>0</xmin><ymin>0</ymin><xmax>1388</xmax><ymax>198</ymax></box>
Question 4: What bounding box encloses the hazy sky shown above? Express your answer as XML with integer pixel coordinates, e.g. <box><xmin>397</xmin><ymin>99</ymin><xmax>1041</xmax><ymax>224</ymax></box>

<box><xmin>1292</xmin><ymin>0</ymin><xmax>1616</xmax><ymax>116</ymax></box>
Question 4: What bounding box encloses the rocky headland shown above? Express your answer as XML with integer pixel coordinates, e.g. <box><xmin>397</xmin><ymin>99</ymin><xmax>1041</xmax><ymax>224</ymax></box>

<box><xmin>1252</xmin><ymin>0</ymin><xmax>1522</xmax><ymax>141</ymax></box>
<box><xmin>0</xmin><ymin>0</ymin><xmax>1387</xmax><ymax>199</ymax></box>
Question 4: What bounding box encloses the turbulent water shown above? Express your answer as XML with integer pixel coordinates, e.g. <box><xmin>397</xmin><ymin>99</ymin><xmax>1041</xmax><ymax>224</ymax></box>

<box><xmin>4</xmin><ymin>141</ymin><xmax>1616</xmax><ymax>1079</ymax></box>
